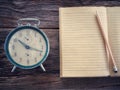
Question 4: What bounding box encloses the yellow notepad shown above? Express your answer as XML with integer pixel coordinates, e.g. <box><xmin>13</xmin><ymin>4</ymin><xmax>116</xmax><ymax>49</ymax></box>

<box><xmin>59</xmin><ymin>7</ymin><xmax>120</xmax><ymax>77</ymax></box>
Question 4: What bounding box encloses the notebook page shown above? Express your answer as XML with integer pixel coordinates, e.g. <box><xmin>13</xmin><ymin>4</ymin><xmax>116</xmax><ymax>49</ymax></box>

<box><xmin>59</xmin><ymin>7</ymin><xmax>109</xmax><ymax>77</ymax></box>
<box><xmin>107</xmin><ymin>7</ymin><xmax>120</xmax><ymax>76</ymax></box>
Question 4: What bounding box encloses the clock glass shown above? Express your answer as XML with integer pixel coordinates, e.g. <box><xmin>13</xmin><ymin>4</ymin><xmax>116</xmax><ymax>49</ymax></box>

<box><xmin>4</xmin><ymin>26</ymin><xmax>49</xmax><ymax>69</ymax></box>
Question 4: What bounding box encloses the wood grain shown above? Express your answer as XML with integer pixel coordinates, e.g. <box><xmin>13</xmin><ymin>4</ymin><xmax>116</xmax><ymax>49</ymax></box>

<box><xmin>0</xmin><ymin>0</ymin><xmax>120</xmax><ymax>28</ymax></box>
<box><xmin>0</xmin><ymin>0</ymin><xmax>120</xmax><ymax>90</ymax></box>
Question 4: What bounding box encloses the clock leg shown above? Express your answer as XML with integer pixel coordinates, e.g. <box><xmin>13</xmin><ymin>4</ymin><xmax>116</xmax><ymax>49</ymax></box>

<box><xmin>11</xmin><ymin>66</ymin><xmax>16</xmax><ymax>72</ymax></box>
<box><xmin>40</xmin><ymin>64</ymin><xmax>46</xmax><ymax>72</ymax></box>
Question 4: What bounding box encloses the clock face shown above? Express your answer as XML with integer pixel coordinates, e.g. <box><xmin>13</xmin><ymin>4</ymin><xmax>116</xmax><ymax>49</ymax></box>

<box><xmin>4</xmin><ymin>26</ymin><xmax>49</xmax><ymax>69</ymax></box>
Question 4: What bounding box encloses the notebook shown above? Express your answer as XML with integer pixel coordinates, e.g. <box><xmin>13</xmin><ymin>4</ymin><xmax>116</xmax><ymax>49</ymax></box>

<box><xmin>59</xmin><ymin>7</ymin><xmax>120</xmax><ymax>77</ymax></box>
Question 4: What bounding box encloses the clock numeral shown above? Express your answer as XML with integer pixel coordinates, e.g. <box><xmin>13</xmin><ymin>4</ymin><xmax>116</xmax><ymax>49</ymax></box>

<box><xmin>42</xmin><ymin>45</ymin><xmax>43</xmax><ymax>50</ymax></box>
<box><xmin>25</xmin><ymin>37</ymin><xmax>29</xmax><ymax>41</ymax></box>
<box><xmin>19</xmin><ymin>58</ymin><xmax>22</xmax><ymax>62</ymax></box>
<box><xmin>27</xmin><ymin>59</ymin><xmax>29</xmax><ymax>65</ymax></box>
<box><xmin>19</xmin><ymin>32</ymin><xmax>22</xmax><ymax>37</ymax></box>
<box><xmin>40</xmin><ymin>38</ymin><xmax>41</xmax><ymax>42</ymax></box>
<box><xmin>14</xmin><ymin>38</ymin><xmax>17</xmax><ymax>42</ymax></box>
<box><xmin>26</xmin><ymin>53</ymin><xmax>29</xmax><ymax>56</ymax></box>
<box><xmin>26</xmin><ymin>30</ymin><xmax>30</xmax><ymax>36</ymax></box>
<box><xmin>14</xmin><ymin>52</ymin><xmax>17</xmax><ymax>57</ymax></box>
<box><xmin>12</xmin><ymin>45</ymin><xmax>15</xmax><ymax>50</ymax></box>
<box><xmin>35</xmin><ymin>32</ymin><xmax>37</xmax><ymax>37</ymax></box>
<box><xmin>35</xmin><ymin>57</ymin><xmax>37</xmax><ymax>62</ymax></box>
<box><xmin>40</xmin><ymin>53</ymin><xmax>41</xmax><ymax>56</ymax></box>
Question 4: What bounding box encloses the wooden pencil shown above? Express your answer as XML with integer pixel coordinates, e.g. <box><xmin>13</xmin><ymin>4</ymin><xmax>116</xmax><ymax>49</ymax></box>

<box><xmin>96</xmin><ymin>11</ymin><xmax>118</xmax><ymax>73</ymax></box>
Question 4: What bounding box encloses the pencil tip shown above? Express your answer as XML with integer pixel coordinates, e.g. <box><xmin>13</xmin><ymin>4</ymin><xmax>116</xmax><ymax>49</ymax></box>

<box><xmin>114</xmin><ymin>71</ymin><xmax>118</xmax><ymax>73</ymax></box>
<box><xmin>113</xmin><ymin>66</ymin><xmax>118</xmax><ymax>73</ymax></box>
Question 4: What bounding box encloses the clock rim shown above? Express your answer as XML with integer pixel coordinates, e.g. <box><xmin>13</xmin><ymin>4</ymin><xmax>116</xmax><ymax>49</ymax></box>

<box><xmin>4</xmin><ymin>26</ymin><xmax>50</xmax><ymax>69</ymax></box>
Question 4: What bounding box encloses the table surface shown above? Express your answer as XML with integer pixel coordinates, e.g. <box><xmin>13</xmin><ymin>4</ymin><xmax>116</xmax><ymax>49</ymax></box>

<box><xmin>0</xmin><ymin>0</ymin><xmax>120</xmax><ymax>90</ymax></box>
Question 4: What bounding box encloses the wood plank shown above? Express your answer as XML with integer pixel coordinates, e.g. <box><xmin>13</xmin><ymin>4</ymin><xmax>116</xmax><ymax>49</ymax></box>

<box><xmin>0</xmin><ymin>28</ymin><xmax>59</xmax><ymax>76</ymax></box>
<box><xmin>0</xmin><ymin>0</ymin><xmax>59</xmax><ymax>28</ymax></box>
<box><xmin>0</xmin><ymin>0</ymin><xmax>120</xmax><ymax>28</ymax></box>
<box><xmin>0</xmin><ymin>73</ymin><xmax>120</xmax><ymax>89</ymax></box>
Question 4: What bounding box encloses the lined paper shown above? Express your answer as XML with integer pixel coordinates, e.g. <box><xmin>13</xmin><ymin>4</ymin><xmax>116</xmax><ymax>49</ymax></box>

<box><xmin>59</xmin><ymin>7</ymin><xmax>109</xmax><ymax>77</ymax></box>
<box><xmin>107</xmin><ymin>7</ymin><xmax>120</xmax><ymax>76</ymax></box>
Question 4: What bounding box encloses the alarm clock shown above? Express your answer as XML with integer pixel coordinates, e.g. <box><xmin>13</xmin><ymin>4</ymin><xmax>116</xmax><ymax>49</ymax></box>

<box><xmin>4</xmin><ymin>18</ymin><xmax>50</xmax><ymax>72</ymax></box>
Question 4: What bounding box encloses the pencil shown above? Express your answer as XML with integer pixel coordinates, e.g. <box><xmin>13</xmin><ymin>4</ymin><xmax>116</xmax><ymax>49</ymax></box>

<box><xmin>96</xmin><ymin>11</ymin><xmax>118</xmax><ymax>73</ymax></box>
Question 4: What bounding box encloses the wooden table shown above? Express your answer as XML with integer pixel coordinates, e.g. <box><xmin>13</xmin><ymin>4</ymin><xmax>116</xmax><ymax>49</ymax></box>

<box><xmin>0</xmin><ymin>0</ymin><xmax>120</xmax><ymax>90</ymax></box>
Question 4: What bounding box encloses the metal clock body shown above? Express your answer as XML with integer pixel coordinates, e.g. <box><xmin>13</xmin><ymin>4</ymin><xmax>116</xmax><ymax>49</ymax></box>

<box><xmin>4</xmin><ymin>18</ymin><xmax>50</xmax><ymax>72</ymax></box>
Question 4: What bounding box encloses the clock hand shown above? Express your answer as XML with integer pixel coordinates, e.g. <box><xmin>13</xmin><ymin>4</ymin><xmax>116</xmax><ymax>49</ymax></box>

<box><xmin>29</xmin><ymin>46</ymin><xmax>43</xmax><ymax>52</ymax></box>
<box><xmin>25</xmin><ymin>37</ymin><xmax>29</xmax><ymax>41</ymax></box>
<box><xmin>18</xmin><ymin>40</ymin><xmax>26</xmax><ymax>47</ymax></box>
<box><xmin>18</xmin><ymin>40</ymin><xmax>42</xmax><ymax>52</ymax></box>
<box><xmin>18</xmin><ymin>40</ymin><xmax>30</xmax><ymax>49</ymax></box>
